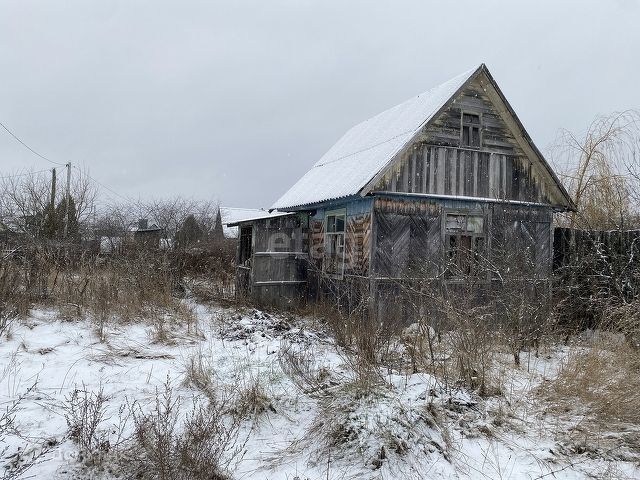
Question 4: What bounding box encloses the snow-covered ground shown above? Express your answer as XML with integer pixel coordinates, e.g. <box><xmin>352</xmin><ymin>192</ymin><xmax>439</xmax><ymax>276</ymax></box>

<box><xmin>1</xmin><ymin>303</ymin><xmax>638</xmax><ymax>479</ymax></box>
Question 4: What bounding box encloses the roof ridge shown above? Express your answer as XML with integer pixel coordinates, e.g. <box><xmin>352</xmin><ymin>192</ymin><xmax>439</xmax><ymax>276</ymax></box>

<box><xmin>314</xmin><ymin>65</ymin><xmax>481</xmax><ymax>169</ymax></box>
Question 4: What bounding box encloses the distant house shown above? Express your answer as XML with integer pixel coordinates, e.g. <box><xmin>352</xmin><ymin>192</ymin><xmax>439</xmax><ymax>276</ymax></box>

<box><xmin>127</xmin><ymin>219</ymin><xmax>163</xmax><ymax>248</ymax></box>
<box><xmin>230</xmin><ymin>64</ymin><xmax>575</xmax><ymax>317</ymax></box>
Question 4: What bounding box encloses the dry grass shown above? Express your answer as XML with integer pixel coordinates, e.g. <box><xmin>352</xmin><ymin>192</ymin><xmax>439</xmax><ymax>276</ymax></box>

<box><xmin>546</xmin><ymin>300</ymin><xmax>640</xmax><ymax>431</ymax></box>
<box><xmin>232</xmin><ymin>374</ymin><xmax>275</xmax><ymax>418</ymax></box>
<box><xmin>183</xmin><ymin>348</ymin><xmax>219</xmax><ymax>403</ymax></box>
<box><xmin>545</xmin><ymin>335</ymin><xmax>640</xmax><ymax>426</ymax></box>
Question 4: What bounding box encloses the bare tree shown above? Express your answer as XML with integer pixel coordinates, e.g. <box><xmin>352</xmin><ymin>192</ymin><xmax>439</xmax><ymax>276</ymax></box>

<box><xmin>0</xmin><ymin>167</ymin><xmax>98</xmax><ymax>240</ymax></box>
<box><xmin>0</xmin><ymin>169</ymin><xmax>51</xmax><ymax>237</ymax></box>
<box><xmin>138</xmin><ymin>197</ymin><xmax>218</xmax><ymax>240</ymax></box>
<box><xmin>551</xmin><ymin>110</ymin><xmax>640</xmax><ymax>230</ymax></box>
<box><xmin>70</xmin><ymin>166</ymin><xmax>99</xmax><ymax>227</ymax></box>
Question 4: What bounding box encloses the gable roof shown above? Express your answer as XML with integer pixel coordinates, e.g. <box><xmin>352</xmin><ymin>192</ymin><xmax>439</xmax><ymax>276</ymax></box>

<box><xmin>271</xmin><ymin>64</ymin><xmax>574</xmax><ymax>211</ymax></box>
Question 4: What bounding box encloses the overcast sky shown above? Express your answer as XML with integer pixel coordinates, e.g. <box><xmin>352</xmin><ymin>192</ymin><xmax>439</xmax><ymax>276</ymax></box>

<box><xmin>0</xmin><ymin>0</ymin><xmax>638</xmax><ymax>209</ymax></box>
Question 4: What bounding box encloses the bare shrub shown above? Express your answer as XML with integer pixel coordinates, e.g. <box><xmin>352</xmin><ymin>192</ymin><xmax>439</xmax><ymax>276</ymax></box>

<box><xmin>123</xmin><ymin>380</ymin><xmax>243</xmax><ymax>480</ymax></box>
<box><xmin>447</xmin><ymin>307</ymin><xmax>496</xmax><ymax>396</ymax></box>
<box><xmin>63</xmin><ymin>384</ymin><xmax>110</xmax><ymax>465</ymax></box>
<box><xmin>401</xmin><ymin>320</ymin><xmax>437</xmax><ymax>375</ymax></box>
<box><xmin>1</xmin><ymin>383</ymin><xmax>57</xmax><ymax>479</ymax></box>
<box><xmin>306</xmin><ymin>293</ymin><xmax>387</xmax><ymax>394</ymax></box>
<box><xmin>396</xmin><ymin>278</ymin><xmax>503</xmax><ymax>396</ymax></box>
<box><xmin>0</xmin><ymin>263</ymin><xmax>21</xmax><ymax>338</ymax></box>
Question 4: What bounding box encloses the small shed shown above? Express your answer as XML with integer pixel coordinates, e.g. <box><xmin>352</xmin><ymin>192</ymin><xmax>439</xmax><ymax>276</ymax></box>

<box><xmin>226</xmin><ymin>210</ymin><xmax>308</xmax><ymax>306</ymax></box>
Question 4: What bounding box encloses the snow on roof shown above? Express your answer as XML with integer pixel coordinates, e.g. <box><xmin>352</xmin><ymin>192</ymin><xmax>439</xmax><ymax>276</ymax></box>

<box><xmin>271</xmin><ymin>65</ymin><xmax>481</xmax><ymax>210</ymax></box>
<box><xmin>220</xmin><ymin>207</ymin><xmax>290</xmax><ymax>238</ymax></box>
<box><xmin>128</xmin><ymin>223</ymin><xmax>162</xmax><ymax>233</ymax></box>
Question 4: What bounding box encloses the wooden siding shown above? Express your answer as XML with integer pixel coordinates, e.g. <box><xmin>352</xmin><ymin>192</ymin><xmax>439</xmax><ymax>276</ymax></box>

<box><xmin>373</xmin><ymin>144</ymin><xmax>554</xmax><ymax>204</ymax></box>
<box><xmin>371</xmin><ymin>79</ymin><xmax>560</xmax><ymax>206</ymax></box>
<box><xmin>309</xmin><ymin>218</ymin><xmax>324</xmax><ymax>270</ymax></box>
<box><xmin>345</xmin><ymin>213</ymin><xmax>371</xmax><ymax>276</ymax></box>
<box><xmin>240</xmin><ymin>214</ymin><xmax>309</xmax><ymax>307</ymax></box>
<box><xmin>308</xmin><ymin>199</ymin><xmax>373</xmax><ymax>277</ymax></box>
<box><xmin>422</xmin><ymin>79</ymin><xmax>523</xmax><ymax>154</ymax></box>
<box><xmin>489</xmin><ymin>205</ymin><xmax>553</xmax><ymax>278</ymax></box>
<box><xmin>372</xmin><ymin>196</ymin><xmax>553</xmax><ymax>281</ymax></box>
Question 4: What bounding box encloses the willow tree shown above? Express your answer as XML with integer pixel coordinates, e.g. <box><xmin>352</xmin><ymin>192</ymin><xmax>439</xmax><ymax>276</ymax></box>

<box><xmin>552</xmin><ymin>110</ymin><xmax>640</xmax><ymax>230</ymax></box>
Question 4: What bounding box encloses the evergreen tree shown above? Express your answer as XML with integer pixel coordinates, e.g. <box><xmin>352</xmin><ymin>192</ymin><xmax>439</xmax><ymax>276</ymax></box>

<box><xmin>55</xmin><ymin>197</ymin><xmax>79</xmax><ymax>240</ymax></box>
<box><xmin>176</xmin><ymin>214</ymin><xmax>203</xmax><ymax>248</ymax></box>
<box><xmin>212</xmin><ymin>209</ymin><xmax>225</xmax><ymax>244</ymax></box>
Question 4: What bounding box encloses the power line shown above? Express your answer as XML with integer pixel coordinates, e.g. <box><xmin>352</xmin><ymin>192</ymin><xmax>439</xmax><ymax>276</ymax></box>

<box><xmin>0</xmin><ymin>120</ymin><xmax>66</xmax><ymax>166</ymax></box>
<box><xmin>0</xmin><ymin>168</ymin><xmax>52</xmax><ymax>180</ymax></box>
<box><xmin>72</xmin><ymin>165</ymin><xmax>132</xmax><ymax>203</ymax></box>
<box><xmin>71</xmin><ymin>166</ymin><xmax>160</xmax><ymax>224</ymax></box>
<box><xmin>0</xmin><ymin>118</ymin><xmax>164</xmax><ymax>223</ymax></box>
<box><xmin>0</xmin><ymin>118</ymin><xmax>131</xmax><ymax>203</ymax></box>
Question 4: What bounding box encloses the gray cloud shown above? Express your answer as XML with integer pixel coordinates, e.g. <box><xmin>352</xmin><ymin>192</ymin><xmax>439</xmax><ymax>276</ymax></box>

<box><xmin>0</xmin><ymin>0</ymin><xmax>638</xmax><ymax>208</ymax></box>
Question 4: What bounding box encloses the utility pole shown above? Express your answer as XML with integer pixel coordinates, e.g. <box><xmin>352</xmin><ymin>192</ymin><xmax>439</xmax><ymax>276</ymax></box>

<box><xmin>50</xmin><ymin>168</ymin><xmax>56</xmax><ymax>210</ymax></box>
<box><xmin>45</xmin><ymin>168</ymin><xmax>56</xmax><ymax>238</ymax></box>
<box><xmin>63</xmin><ymin>162</ymin><xmax>71</xmax><ymax>239</ymax></box>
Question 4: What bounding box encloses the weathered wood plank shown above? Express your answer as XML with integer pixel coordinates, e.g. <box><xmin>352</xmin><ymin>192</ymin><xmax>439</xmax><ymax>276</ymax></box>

<box><xmin>402</xmin><ymin>159</ymin><xmax>409</xmax><ymax>192</ymax></box>
<box><xmin>422</xmin><ymin>146</ymin><xmax>429</xmax><ymax>193</ymax></box>
<box><xmin>449</xmin><ymin>149</ymin><xmax>457</xmax><ymax>195</ymax></box>
<box><xmin>488</xmin><ymin>153</ymin><xmax>495</xmax><ymax>197</ymax></box>
<box><xmin>437</xmin><ymin>147</ymin><xmax>446</xmax><ymax>194</ymax></box>
<box><xmin>429</xmin><ymin>147</ymin><xmax>436</xmax><ymax>193</ymax></box>
<box><xmin>458</xmin><ymin>153</ymin><xmax>465</xmax><ymax>196</ymax></box>
<box><xmin>410</xmin><ymin>151</ymin><xmax>417</xmax><ymax>193</ymax></box>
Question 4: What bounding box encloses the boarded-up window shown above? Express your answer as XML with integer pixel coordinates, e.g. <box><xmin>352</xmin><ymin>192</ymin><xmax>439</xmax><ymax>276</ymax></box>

<box><xmin>324</xmin><ymin>209</ymin><xmax>346</xmax><ymax>278</ymax></box>
<box><xmin>461</xmin><ymin>113</ymin><xmax>481</xmax><ymax>148</ymax></box>
<box><xmin>445</xmin><ymin>212</ymin><xmax>485</xmax><ymax>276</ymax></box>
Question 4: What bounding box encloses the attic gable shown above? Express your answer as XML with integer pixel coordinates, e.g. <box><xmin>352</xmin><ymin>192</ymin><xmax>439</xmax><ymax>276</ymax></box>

<box><xmin>272</xmin><ymin>65</ymin><xmax>574</xmax><ymax>211</ymax></box>
<box><xmin>364</xmin><ymin>70</ymin><xmax>574</xmax><ymax>208</ymax></box>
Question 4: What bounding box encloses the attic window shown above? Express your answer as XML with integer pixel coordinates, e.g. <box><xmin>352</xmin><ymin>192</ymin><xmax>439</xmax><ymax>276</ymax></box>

<box><xmin>461</xmin><ymin>112</ymin><xmax>481</xmax><ymax>148</ymax></box>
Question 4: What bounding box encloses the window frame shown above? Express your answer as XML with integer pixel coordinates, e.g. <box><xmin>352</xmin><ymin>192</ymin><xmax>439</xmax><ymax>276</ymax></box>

<box><xmin>443</xmin><ymin>210</ymin><xmax>486</xmax><ymax>278</ymax></box>
<box><xmin>460</xmin><ymin>110</ymin><xmax>482</xmax><ymax>149</ymax></box>
<box><xmin>323</xmin><ymin>208</ymin><xmax>346</xmax><ymax>279</ymax></box>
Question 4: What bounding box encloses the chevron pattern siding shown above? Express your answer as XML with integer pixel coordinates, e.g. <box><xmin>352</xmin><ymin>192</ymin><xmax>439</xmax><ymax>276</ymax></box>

<box><xmin>346</xmin><ymin>213</ymin><xmax>371</xmax><ymax>276</ymax></box>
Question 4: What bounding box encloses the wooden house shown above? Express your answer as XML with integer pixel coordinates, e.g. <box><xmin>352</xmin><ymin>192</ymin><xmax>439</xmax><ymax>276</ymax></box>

<box><xmin>127</xmin><ymin>219</ymin><xmax>163</xmax><ymax>248</ymax></box>
<box><xmin>229</xmin><ymin>64</ymin><xmax>575</xmax><ymax>317</ymax></box>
